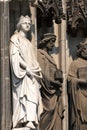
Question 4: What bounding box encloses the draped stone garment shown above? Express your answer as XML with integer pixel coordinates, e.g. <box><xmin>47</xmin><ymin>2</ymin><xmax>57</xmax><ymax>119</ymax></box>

<box><xmin>68</xmin><ymin>57</ymin><xmax>87</xmax><ymax>130</ymax></box>
<box><xmin>10</xmin><ymin>33</ymin><xmax>43</xmax><ymax>128</ymax></box>
<box><xmin>37</xmin><ymin>49</ymin><xmax>64</xmax><ymax>130</ymax></box>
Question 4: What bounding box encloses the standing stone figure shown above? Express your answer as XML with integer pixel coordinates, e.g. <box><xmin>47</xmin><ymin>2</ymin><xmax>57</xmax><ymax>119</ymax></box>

<box><xmin>37</xmin><ymin>33</ymin><xmax>64</xmax><ymax>130</ymax></box>
<box><xmin>68</xmin><ymin>38</ymin><xmax>87</xmax><ymax>130</ymax></box>
<box><xmin>10</xmin><ymin>15</ymin><xmax>43</xmax><ymax>129</ymax></box>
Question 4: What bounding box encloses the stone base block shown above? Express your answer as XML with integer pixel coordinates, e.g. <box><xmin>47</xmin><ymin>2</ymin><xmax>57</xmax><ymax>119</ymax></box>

<box><xmin>12</xmin><ymin>127</ymin><xmax>30</xmax><ymax>130</ymax></box>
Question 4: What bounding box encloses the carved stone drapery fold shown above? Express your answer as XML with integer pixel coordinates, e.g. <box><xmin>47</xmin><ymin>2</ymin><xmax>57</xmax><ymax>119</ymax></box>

<box><xmin>67</xmin><ymin>0</ymin><xmax>87</xmax><ymax>37</ymax></box>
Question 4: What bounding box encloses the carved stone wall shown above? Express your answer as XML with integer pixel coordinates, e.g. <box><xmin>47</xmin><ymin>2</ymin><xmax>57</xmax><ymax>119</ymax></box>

<box><xmin>1</xmin><ymin>1</ymin><xmax>87</xmax><ymax>130</ymax></box>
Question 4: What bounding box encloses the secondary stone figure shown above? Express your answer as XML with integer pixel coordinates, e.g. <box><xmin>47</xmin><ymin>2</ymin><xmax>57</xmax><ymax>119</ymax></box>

<box><xmin>10</xmin><ymin>15</ymin><xmax>43</xmax><ymax>129</ymax></box>
<box><xmin>68</xmin><ymin>38</ymin><xmax>87</xmax><ymax>130</ymax></box>
<box><xmin>37</xmin><ymin>33</ymin><xmax>64</xmax><ymax>130</ymax></box>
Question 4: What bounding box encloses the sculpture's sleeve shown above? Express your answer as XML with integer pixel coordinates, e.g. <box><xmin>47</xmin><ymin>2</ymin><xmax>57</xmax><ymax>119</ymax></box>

<box><xmin>10</xmin><ymin>36</ymin><xmax>26</xmax><ymax>79</ymax></box>
<box><xmin>37</xmin><ymin>51</ymin><xmax>45</xmax><ymax>74</ymax></box>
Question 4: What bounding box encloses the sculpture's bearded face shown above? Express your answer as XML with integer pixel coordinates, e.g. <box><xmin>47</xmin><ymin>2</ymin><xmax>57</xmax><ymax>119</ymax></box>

<box><xmin>81</xmin><ymin>45</ymin><xmax>87</xmax><ymax>59</ymax></box>
<box><xmin>46</xmin><ymin>38</ymin><xmax>55</xmax><ymax>51</ymax></box>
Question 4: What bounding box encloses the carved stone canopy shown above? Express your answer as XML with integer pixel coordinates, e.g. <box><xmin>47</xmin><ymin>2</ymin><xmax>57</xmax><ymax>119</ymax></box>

<box><xmin>67</xmin><ymin>0</ymin><xmax>87</xmax><ymax>37</ymax></box>
<box><xmin>31</xmin><ymin>0</ymin><xmax>66</xmax><ymax>27</ymax></box>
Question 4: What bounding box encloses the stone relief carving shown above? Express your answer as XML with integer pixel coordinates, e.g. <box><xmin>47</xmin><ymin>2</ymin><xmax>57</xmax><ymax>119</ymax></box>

<box><xmin>10</xmin><ymin>15</ymin><xmax>43</xmax><ymax>130</ymax></box>
<box><xmin>68</xmin><ymin>38</ymin><xmax>87</xmax><ymax>130</ymax></box>
<box><xmin>37</xmin><ymin>33</ymin><xmax>64</xmax><ymax>130</ymax></box>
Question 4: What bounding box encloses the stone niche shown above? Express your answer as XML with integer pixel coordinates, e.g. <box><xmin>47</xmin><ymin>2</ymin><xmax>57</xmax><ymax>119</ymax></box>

<box><xmin>9</xmin><ymin>0</ymin><xmax>31</xmax><ymax>36</ymax></box>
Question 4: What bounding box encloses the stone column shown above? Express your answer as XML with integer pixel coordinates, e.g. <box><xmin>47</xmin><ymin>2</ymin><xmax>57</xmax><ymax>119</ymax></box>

<box><xmin>52</xmin><ymin>21</ymin><xmax>61</xmax><ymax>68</ymax></box>
<box><xmin>29</xmin><ymin>2</ymin><xmax>37</xmax><ymax>56</ymax></box>
<box><xmin>0</xmin><ymin>1</ymin><xmax>12</xmax><ymax>130</ymax></box>
<box><xmin>60</xmin><ymin>1</ymin><xmax>68</xmax><ymax>130</ymax></box>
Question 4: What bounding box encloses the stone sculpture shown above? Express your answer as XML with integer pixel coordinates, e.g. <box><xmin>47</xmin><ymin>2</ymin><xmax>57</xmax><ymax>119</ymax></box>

<box><xmin>37</xmin><ymin>33</ymin><xmax>64</xmax><ymax>130</ymax></box>
<box><xmin>10</xmin><ymin>15</ymin><xmax>43</xmax><ymax>130</ymax></box>
<box><xmin>68</xmin><ymin>38</ymin><xmax>87</xmax><ymax>130</ymax></box>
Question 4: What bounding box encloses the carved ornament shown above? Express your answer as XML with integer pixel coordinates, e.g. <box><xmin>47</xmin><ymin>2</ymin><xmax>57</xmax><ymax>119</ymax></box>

<box><xmin>67</xmin><ymin>0</ymin><xmax>87</xmax><ymax>36</ymax></box>
<box><xmin>30</xmin><ymin>0</ymin><xmax>66</xmax><ymax>26</ymax></box>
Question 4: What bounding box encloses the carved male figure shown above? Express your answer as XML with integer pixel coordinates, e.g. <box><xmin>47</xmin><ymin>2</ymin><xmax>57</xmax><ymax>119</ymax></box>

<box><xmin>37</xmin><ymin>33</ymin><xmax>64</xmax><ymax>130</ymax></box>
<box><xmin>68</xmin><ymin>38</ymin><xmax>87</xmax><ymax>130</ymax></box>
<box><xmin>10</xmin><ymin>15</ymin><xmax>43</xmax><ymax>129</ymax></box>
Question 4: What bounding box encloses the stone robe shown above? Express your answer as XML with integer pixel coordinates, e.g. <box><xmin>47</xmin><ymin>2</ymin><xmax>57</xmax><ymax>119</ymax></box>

<box><xmin>37</xmin><ymin>49</ymin><xmax>64</xmax><ymax>130</ymax></box>
<box><xmin>68</xmin><ymin>57</ymin><xmax>87</xmax><ymax>130</ymax></box>
<box><xmin>10</xmin><ymin>33</ymin><xmax>43</xmax><ymax>128</ymax></box>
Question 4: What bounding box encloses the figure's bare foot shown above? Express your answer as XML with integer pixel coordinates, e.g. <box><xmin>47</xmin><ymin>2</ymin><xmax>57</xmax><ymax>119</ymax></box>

<box><xmin>26</xmin><ymin>121</ymin><xmax>36</xmax><ymax>129</ymax></box>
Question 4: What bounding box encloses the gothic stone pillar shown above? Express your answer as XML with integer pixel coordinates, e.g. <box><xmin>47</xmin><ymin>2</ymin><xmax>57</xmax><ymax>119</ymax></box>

<box><xmin>60</xmin><ymin>0</ymin><xmax>68</xmax><ymax>130</ymax></box>
<box><xmin>29</xmin><ymin>1</ymin><xmax>38</xmax><ymax>56</ymax></box>
<box><xmin>0</xmin><ymin>1</ymin><xmax>12</xmax><ymax>130</ymax></box>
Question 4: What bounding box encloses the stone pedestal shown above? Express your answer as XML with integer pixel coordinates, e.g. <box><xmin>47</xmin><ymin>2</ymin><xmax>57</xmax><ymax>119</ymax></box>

<box><xmin>12</xmin><ymin>127</ymin><xmax>30</xmax><ymax>130</ymax></box>
<box><xmin>12</xmin><ymin>127</ymin><xmax>38</xmax><ymax>130</ymax></box>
